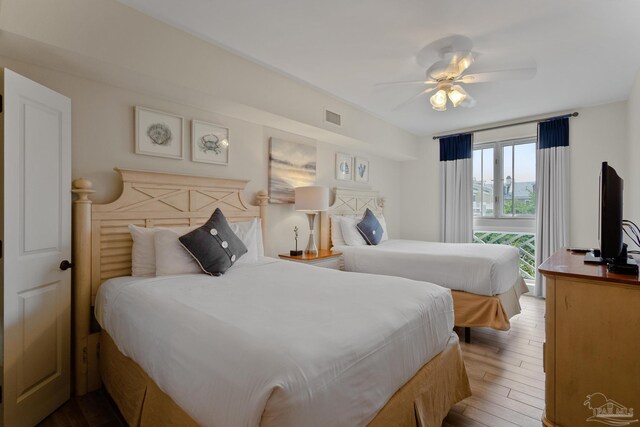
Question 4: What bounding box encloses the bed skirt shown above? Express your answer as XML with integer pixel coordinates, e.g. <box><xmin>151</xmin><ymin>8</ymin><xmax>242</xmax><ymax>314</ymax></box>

<box><xmin>100</xmin><ymin>331</ymin><xmax>470</xmax><ymax>427</ymax></box>
<box><xmin>452</xmin><ymin>277</ymin><xmax>529</xmax><ymax>331</ymax></box>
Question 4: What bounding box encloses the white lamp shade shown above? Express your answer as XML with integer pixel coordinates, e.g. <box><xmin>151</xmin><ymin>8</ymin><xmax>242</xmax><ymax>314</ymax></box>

<box><xmin>294</xmin><ymin>186</ymin><xmax>329</xmax><ymax>211</ymax></box>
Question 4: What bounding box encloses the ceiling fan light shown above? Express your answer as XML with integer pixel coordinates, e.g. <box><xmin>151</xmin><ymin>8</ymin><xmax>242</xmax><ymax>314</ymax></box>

<box><xmin>430</xmin><ymin>89</ymin><xmax>447</xmax><ymax>110</ymax></box>
<box><xmin>448</xmin><ymin>86</ymin><xmax>467</xmax><ymax>107</ymax></box>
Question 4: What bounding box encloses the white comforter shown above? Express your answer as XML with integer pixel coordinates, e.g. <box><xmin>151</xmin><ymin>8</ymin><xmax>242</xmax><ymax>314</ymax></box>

<box><xmin>335</xmin><ymin>239</ymin><xmax>520</xmax><ymax>296</ymax></box>
<box><xmin>95</xmin><ymin>258</ymin><xmax>454</xmax><ymax>427</ymax></box>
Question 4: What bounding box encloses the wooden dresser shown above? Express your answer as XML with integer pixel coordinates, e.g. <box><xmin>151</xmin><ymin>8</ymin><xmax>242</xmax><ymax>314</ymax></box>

<box><xmin>539</xmin><ymin>250</ymin><xmax>640</xmax><ymax>427</ymax></box>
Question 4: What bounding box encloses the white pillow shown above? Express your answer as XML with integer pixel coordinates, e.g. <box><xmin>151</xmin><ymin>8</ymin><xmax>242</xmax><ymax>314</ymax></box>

<box><xmin>228</xmin><ymin>219</ymin><xmax>260</xmax><ymax>267</ymax></box>
<box><xmin>128</xmin><ymin>224</ymin><xmax>156</xmax><ymax>277</ymax></box>
<box><xmin>340</xmin><ymin>216</ymin><xmax>367</xmax><ymax>246</ymax></box>
<box><xmin>154</xmin><ymin>227</ymin><xmax>201</xmax><ymax>276</ymax></box>
<box><xmin>377</xmin><ymin>214</ymin><xmax>389</xmax><ymax>242</ymax></box>
<box><xmin>330</xmin><ymin>215</ymin><xmax>347</xmax><ymax>247</ymax></box>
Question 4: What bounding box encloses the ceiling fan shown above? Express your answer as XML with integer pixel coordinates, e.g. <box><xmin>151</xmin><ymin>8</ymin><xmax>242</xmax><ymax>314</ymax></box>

<box><xmin>378</xmin><ymin>35</ymin><xmax>537</xmax><ymax>112</ymax></box>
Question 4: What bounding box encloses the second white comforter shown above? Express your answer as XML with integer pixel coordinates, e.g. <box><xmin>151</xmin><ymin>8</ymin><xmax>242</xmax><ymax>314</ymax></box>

<box><xmin>336</xmin><ymin>239</ymin><xmax>520</xmax><ymax>296</ymax></box>
<box><xmin>95</xmin><ymin>258</ymin><xmax>454</xmax><ymax>427</ymax></box>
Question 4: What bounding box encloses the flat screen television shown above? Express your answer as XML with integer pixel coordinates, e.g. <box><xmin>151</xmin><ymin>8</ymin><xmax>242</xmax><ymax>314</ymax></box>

<box><xmin>600</xmin><ymin>161</ymin><xmax>624</xmax><ymax>261</ymax></box>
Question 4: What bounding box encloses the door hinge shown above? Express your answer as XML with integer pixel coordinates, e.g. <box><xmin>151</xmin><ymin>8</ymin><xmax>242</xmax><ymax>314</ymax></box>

<box><xmin>0</xmin><ymin>385</ymin><xmax>3</xmax><ymax>404</ymax></box>
<box><xmin>0</xmin><ymin>94</ymin><xmax>3</xmax><ymax>113</ymax></box>
<box><xmin>0</xmin><ymin>240</ymin><xmax>3</xmax><ymax>259</ymax></box>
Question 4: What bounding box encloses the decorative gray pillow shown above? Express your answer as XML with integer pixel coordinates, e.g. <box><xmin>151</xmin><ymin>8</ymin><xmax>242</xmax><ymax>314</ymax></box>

<box><xmin>356</xmin><ymin>208</ymin><xmax>384</xmax><ymax>245</ymax></box>
<box><xmin>178</xmin><ymin>208</ymin><xmax>247</xmax><ymax>276</ymax></box>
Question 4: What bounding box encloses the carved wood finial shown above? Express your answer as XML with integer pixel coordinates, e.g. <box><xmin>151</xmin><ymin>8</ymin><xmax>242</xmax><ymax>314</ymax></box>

<box><xmin>256</xmin><ymin>190</ymin><xmax>269</xmax><ymax>206</ymax></box>
<box><xmin>72</xmin><ymin>178</ymin><xmax>95</xmax><ymax>202</ymax></box>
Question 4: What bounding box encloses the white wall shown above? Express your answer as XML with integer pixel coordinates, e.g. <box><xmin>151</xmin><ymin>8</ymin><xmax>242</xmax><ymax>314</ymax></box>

<box><xmin>628</xmin><ymin>71</ymin><xmax>640</xmax><ymax>223</ymax></box>
<box><xmin>399</xmin><ymin>101</ymin><xmax>630</xmax><ymax>248</ymax></box>
<box><xmin>569</xmin><ymin>102</ymin><xmax>628</xmax><ymax>247</ymax></box>
<box><xmin>0</xmin><ymin>0</ymin><xmax>419</xmax><ymax>160</ymax></box>
<box><xmin>0</xmin><ymin>55</ymin><xmax>402</xmax><ymax>257</ymax></box>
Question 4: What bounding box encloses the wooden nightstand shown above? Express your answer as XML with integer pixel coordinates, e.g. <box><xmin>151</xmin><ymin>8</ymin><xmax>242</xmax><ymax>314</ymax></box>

<box><xmin>278</xmin><ymin>250</ymin><xmax>343</xmax><ymax>270</ymax></box>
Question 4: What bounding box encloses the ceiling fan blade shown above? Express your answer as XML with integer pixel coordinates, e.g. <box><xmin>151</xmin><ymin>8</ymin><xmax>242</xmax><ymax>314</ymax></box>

<box><xmin>391</xmin><ymin>87</ymin><xmax>437</xmax><ymax>111</ymax></box>
<box><xmin>459</xmin><ymin>67</ymin><xmax>536</xmax><ymax>84</ymax></box>
<box><xmin>374</xmin><ymin>80</ymin><xmax>437</xmax><ymax>87</ymax></box>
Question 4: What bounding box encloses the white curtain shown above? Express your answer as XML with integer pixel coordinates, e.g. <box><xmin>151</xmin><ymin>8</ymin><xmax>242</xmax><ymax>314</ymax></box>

<box><xmin>440</xmin><ymin>134</ymin><xmax>473</xmax><ymax>243</ymax></box>
<box><xmin>535</xmin><ymin>118</ymin><xmax>570</xmax><ymax>297</ymax></box>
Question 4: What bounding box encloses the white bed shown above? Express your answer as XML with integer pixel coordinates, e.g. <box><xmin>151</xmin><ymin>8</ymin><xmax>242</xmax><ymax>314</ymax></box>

<box><xmin>320</xmin><ymin>188</ymin><xmax>528</xmax><ymax>335</ymax></box>
<box><xmin>95</xmin><ymin>258</ymin><xmax>455</xmax><ymax>427</ymax></box>
<box><xmin>334</xmin><ymin>239</ymin><xmax>520</xmax><ymax>296</ymax></box>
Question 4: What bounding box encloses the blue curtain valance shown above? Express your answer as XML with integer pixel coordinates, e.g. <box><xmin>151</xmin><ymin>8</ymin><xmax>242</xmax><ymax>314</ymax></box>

<box><xmin>538</xmin><ymin>117</ymin><xmax>569</xmax><ymax>149</ymax></box>
<box><xmin>439</xmin><ymin>133</ymin><xmax>472</xmax><ymax>161</ymax></box>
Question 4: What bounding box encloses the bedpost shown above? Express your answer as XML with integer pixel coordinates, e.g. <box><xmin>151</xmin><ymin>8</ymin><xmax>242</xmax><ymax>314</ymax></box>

<box><xmin>72</xmin><ymin>178</ymin><xmax>94</xmax><ymax>396</ymax></box>
<box><xmin>320</xmin><ymin>211</ymin><xmax>329</xmax><ymax>251</ymax></box>
<box><xmin>256</xmin><ymin>190</ymin><xmax>269</xmax><ymax>246</ymax></box>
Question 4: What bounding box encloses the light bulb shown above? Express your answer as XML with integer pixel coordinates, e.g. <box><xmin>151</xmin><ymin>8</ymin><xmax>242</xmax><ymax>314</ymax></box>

<box><xmin>448</xmin><ymin>85</ymin><xmax>468</xmax><ymax>107</ymax></box>
<box><xmin>430</xmin><ymin>89</ymin><xmax>447</xmax><ymax>110</ymax></box>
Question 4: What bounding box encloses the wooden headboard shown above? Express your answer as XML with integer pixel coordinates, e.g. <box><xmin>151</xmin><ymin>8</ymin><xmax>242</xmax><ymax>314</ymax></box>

<box><xmin>71</xmin><ymin>168</ymin><xmax>267</xmax><ymax>394</ymax></box>
<box><xmin>319</xmin><ymin>187</ymin><xmax>384</xmax><ymax>250</ymax></box>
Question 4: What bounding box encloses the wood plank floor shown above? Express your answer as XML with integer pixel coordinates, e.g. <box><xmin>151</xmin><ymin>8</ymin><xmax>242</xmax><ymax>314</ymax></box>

<box><xmin>41</xmin><ymin>295</ymin><xmax>545</xmax><ymax>427</ymax></box>
<box><xmin>444</xmin><ymin>295</ymin><xmax>545</xmax><ymax>427</ymax></box>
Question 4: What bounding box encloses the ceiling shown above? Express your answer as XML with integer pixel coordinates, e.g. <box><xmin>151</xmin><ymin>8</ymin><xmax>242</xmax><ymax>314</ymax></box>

<box><xmin>118</xmin><ymin>0</ymin><xmax>640</xmax><ymax>136</ymax></box>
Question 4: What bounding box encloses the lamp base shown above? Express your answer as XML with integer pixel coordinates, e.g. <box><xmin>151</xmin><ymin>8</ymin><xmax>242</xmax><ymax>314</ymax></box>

<box><xmin>290</xmin><ymin>250</ymin><xmax>303</xmax><ymax>256</ymax></box>
<box><xmin>305</xmin><ymin>212</ymin><xmax>319</xmax><ymax>256</ymax></box>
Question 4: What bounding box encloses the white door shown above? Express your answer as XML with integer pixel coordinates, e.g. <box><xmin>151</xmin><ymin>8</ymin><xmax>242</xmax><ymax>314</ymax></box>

<box><xmin>2</xmin><ymin>68</ymin><xmax>71</xmax><ymax>426</ymax></box>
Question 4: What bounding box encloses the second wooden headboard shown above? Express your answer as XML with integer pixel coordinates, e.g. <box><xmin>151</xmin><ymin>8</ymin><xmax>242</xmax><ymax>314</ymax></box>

<box><xmin>319</xmin><ymin>187</ymin><xmax>384</xmax><ymax>250</ymax></box>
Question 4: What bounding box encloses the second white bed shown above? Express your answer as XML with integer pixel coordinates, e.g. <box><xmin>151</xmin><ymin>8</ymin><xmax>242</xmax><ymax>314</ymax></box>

<box><xmin>334</xmin><ymin>239</ymin><xmax>521</xmax><ymax>296</ymax></box>
<box><xmin>95</xmin><ymin>258</ymin><xmax>455</xmax><ymax>427</ymax></box>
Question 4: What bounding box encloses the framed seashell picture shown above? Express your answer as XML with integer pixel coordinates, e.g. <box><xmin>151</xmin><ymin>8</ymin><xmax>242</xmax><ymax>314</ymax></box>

<box><xmin>336</xmin><ymin>152</ymin><xmax>353</xmax><ymax>181</ymax></box>
<box><xmin>135</xmin><ymin>106</ymin><xmax>184</xmax><ymax>159</ymax></box>
<box><xmin>191</xmin><ymin>120</ymin><xmax>230</xmax><ymax>165</ymax></box>
<box><xmin>354</xmin><ymin>157</ymin><xmax>370</xmax><ymax>183</ymax></box>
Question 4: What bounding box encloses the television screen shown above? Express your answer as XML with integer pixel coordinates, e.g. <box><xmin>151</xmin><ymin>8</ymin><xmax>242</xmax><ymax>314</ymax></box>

<box><xmin>600</xmin><ymin>161</ymin><xmax>624</xmax><ymax>261</ymax></box>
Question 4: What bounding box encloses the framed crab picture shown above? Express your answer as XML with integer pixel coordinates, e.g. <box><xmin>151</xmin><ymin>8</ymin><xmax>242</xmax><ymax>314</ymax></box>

<box><xmin>191</xmin><ymin>120</ymin><xmax>230</xmax><ymax>165</ymax></box>
<box><xmin>135</xmin><ymin>106</ymin><xmax>184</xmax><ymax>159</ymax></box>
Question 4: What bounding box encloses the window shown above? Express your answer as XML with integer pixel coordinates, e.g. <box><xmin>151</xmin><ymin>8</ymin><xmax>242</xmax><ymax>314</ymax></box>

<box><xmin>473</xmin><ymin>138</ymin><xmax>536</xmax><ymax>218</ymax></box>
<box><xmin>473</xmin><ymin>137</ymin><xmax>537</xmax><ymax>285</ymax></box>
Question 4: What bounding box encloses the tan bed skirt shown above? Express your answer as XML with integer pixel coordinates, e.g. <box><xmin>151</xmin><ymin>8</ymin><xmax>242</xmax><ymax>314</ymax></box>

<box><xmin>452</xmin><ymin>277</ymin><xmax>529</xmax><ymax>331</ymax></box>
<box><xmin>100</xmin><ymin>331</ymin><xmax>470</xmax><ymax>427</ymax></box>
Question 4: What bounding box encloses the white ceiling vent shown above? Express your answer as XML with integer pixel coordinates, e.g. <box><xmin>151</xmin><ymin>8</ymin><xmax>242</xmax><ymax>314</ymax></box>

<box><xmin>324</xmin><ymin>109</ymin><xmax>342</xmax><ymax>126</ymax></box>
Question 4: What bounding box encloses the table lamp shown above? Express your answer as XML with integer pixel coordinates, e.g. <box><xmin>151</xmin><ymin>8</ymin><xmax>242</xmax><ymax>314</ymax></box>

<box><xmin>294</xmin><ymin>186</ymin><xmax>329</xmax><ymax>255</ymax></box>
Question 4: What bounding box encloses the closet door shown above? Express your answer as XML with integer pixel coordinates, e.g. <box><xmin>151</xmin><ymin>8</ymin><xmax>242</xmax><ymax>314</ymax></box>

<box><xmin>2</xmin><ymin>68</ymin><xmax>72</xmax><ymax>426</ymax></box>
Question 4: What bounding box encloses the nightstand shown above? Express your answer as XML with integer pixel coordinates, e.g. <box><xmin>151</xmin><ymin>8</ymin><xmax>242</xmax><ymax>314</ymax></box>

<box><xmin>278</xmin><ymin>250</ymin><xmax>343</xmax><ymax>270</ymax></box>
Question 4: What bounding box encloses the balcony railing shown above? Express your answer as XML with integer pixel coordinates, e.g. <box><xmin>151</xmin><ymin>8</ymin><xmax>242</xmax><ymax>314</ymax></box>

<box><xmin>473</xmin><ymin>231</ymin><xmax>536</xmax><ymax>280</ymax></box>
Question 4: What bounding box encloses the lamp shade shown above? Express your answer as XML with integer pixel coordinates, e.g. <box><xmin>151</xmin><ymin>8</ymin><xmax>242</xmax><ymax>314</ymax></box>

<box><xmin>294</xmin><ymin>186</ymin><xmax>329</xmax><ymax>211</ymax></box>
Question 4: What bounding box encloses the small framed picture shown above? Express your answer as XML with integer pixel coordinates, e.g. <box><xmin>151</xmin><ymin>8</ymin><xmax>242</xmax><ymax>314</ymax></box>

<box><xmin>135</xmin><ymin>106</ymin><xmax>184</xmax><ymax>159</ymax></box>
<box><xmin>354</xmin><ymin>157</ymin><xmax>370</xmax><ymax>183</ymax></box>
<box><xmin>192</xmin><ymin>120</ymin><xmax>229</xmax><ymax>165</ymax></box>
<box><xmin>336</xmin><ymin>153</ymin><xmax>353</xmax><ymax>181</ymax></box>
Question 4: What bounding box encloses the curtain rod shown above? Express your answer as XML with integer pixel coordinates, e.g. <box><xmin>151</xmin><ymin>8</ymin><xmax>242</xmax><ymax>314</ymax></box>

<box><xmin>432</xmin><ymin>112</ymin><xmax>579</xmax><ymax>140</ymax></box>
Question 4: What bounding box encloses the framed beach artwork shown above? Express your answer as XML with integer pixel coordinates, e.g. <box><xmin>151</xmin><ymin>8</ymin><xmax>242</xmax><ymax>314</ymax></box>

<box><xmin>192</xmin><ymin>120</ymin><xmax>229</xmax><ymax>165</ymax></box>
<box><xmin>269</xmin><ymin>138</ymin><xmax>317</xmax><ymax>204</ymax></box>
<box><xmin>355</xmin><ymin>157</ymin><xmax>370</xmax><ymax>183</ymax></box>
<box><xmin>135</xmin><ymin>106</ymin><xmax>184</xmax><ymax>159</ymax></box>
<box><xmin>335</xmin><ymin>153</ymin><xmax>353</xmax><ymax>181</ymax></box>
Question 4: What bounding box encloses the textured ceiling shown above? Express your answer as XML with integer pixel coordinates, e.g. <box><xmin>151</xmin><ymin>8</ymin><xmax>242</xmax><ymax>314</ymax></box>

<box><xmin>118</xmin><ymin>0</ymin><xmax>640</xmax><ymax>136</ymax></box>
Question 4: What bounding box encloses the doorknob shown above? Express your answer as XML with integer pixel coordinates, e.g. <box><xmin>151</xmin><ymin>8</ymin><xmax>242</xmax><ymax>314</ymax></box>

<box><xmin>59</xmin><ymin>260</ymin><xmax>73</xmax><ymax>271</ymax></box>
